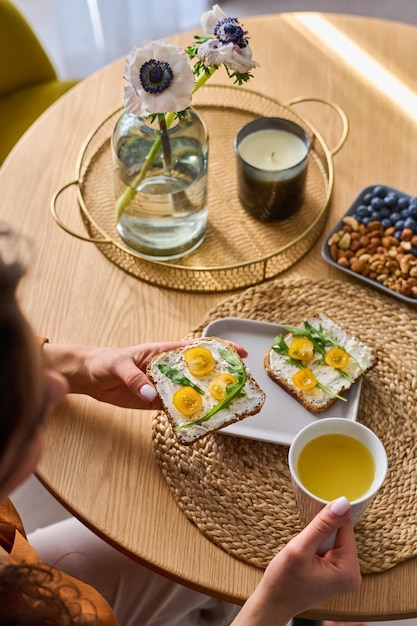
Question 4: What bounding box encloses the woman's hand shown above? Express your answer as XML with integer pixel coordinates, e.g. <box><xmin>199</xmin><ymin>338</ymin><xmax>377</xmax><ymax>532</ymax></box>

<box><xmin>43</xmin><ymin>340</ymin><xmax>248</xmax><ymax>410</ymax></box>
<box><xmin>231</xmin><ymin>497</ymin><xmax>361</xmax><ymax>626</ymax></box>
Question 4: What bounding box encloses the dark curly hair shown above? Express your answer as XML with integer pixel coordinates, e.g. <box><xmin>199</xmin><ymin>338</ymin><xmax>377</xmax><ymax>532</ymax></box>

<box><xmin>0</xmin><ymin>564</ymin><xmax>87</xmax><ymax>625</ymax></box>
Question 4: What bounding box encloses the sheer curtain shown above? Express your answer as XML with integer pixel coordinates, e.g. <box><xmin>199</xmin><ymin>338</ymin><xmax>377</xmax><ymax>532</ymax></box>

<box><xmin>54</xmin><ymin>0</ymin><xmax>208</xmax><ymax>78</ymax></box>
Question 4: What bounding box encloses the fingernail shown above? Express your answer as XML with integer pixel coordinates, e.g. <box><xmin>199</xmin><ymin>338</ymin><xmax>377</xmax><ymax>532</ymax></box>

<box><xmin>330</xmin><ymin>496</ymin><xmax>350</xmax><ymax>517</ymax></box>
<box><xmin>140</xmin><ymin>384</ymin><xmax>158</xmax><ymax>402</ymax></box>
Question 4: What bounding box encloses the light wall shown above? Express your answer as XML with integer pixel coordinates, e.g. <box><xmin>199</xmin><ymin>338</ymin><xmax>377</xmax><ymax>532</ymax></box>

<box><xmin>13</xmin><ymin>0</ymin><xmax>208</xmax><ymax>79</ymax></box>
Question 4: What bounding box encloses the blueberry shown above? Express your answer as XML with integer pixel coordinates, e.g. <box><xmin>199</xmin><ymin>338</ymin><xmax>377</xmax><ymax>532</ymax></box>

<box><xmin>381</xmin><ymin>218</ymin><xmax>392</xmax><ymax>229</ymax></box>
<box><xmin>404</xmin><ymin>217</ymin><xmax>417</xmax><ymax>229</ymax></box>
<box><xmin>361</xmin><ymin>217</ymin><xmax>371</xmax><ymax>225</ymax></box>
<box><xmin>370</xmin><ymin>197</ymin><xmax>384</xmax><ymax>210</ymax></box>
<box><xmin>372</xmin><ymin>185</ymin><xmax>386</xmax><ymax>197</ymax></box>
<box><xmin>401</xmin><ymin>207</ymin><xmax>413</xmax><ymax>218</ymax></box>
<box><xmin>398</xmin><ymin>196</ymin><xmax>410</xmax><ymax>209</ymax></box>
<box><xmin>383</xmin><ymin>195</ymin><xmax>397</xmax><ymax>207</ymax></box>
<box><xmin>411</xmin><ymin>247</ymin><xmax>417</xmax><ymax>257</ymax></box>
<box><xmin>390</xmin><ymin>212</ymin><xmax>401</xmax><ymax>222</ymax></box>
<box><xmin>408</xmin><ymin>205</ymin><xmax>417</xmax><ymax>219</ymax></box>
<box><xmin>394</xmin><ymin>219</ymin><xmax>405</xmax><ymax>230</ymax></box>
<box><xmin>394</xmin><ymin>230</ymin><xmax>402</xmax><ymax>240</ymax></box>
<box><xmin>355</xmin><ymin>204</ymin><xmax>371</xmax><ymax>217</ymax></box>
<box><xmin>379</xmin><ymin>207</ymin><xmax>391</xmax><ymax>218</ymax></box>
<box><xmin>363</xmin><ymin>192</ymin><xmax>373</xmax><ymax>204</ymax></box>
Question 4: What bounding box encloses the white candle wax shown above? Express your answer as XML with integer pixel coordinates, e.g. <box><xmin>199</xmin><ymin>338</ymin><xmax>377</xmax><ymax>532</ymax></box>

<box><xmin>238</xmin><ymin>128</ymin><xmax>308</xmax><ymax>171</ymax></box>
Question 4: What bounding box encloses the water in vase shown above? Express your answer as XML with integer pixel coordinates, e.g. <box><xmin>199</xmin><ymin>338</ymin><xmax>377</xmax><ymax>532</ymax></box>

<box><xmin>115</xmin><ymin>133</ymin><xmax>208</xmax><ymax>260</ymax></box>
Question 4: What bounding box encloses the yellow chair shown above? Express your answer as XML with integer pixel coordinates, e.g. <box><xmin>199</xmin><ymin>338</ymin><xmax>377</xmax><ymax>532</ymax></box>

<box><xmin>0</xmin><ymin>0</ymin><xmax>78</xmax><ymax>165</ymax></box>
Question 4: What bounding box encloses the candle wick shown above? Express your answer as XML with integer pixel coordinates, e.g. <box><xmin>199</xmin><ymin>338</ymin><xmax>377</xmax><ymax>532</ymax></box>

<box><xmin>271</xmin><ymin>152</ymin><xmax>275</xmax><ymax>159</ymax></box>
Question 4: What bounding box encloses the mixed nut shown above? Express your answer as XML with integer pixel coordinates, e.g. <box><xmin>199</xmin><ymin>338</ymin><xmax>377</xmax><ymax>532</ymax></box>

<box><xmin>326</xmin><ymin>186</ymin><xmax>417</xmax><ymax>300</ymax></box>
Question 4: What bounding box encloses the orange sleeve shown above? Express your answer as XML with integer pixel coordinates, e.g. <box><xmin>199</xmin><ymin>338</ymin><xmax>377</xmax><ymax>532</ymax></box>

<box><xmin>0</xmin><ymin>498</ymin><xmax>26</xmax><ymax>536</ymax></box>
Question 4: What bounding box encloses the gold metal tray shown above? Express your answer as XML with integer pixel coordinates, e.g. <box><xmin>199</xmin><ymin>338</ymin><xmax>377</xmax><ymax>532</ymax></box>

<box><xmin>51</xmin><ymin>85</ymin><xmax>348</xmax><ymax>292</ymax></box>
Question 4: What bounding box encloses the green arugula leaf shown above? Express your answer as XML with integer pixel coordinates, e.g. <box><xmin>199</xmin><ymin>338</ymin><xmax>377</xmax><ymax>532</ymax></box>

<box><xmin>315</xmin><ymin>380</ymin><xmax>347</xmax><ymax>402</ymax></box>
<box><xmin>271</xmin><ymin>334</ymin><xmax>301</xmax><ymax>367</ymax></box>
<box><xmin>315</xmin><ymin>357</ymin><xmax>355</xmax><ymax>384</ymax></box>
<box><xmin>283</xmin><ymin>321</ymin><xmax>364</xmax><ymax>374</ymax></box>
<box><xmin>157</xmin><ymin>364</ymin><xmax>205</xmax><ymax>395</ymax></box>
<box><xmin>218</xmin><ymin>347</ymin><xmax>243</xmax><ymax>371</ymax></box>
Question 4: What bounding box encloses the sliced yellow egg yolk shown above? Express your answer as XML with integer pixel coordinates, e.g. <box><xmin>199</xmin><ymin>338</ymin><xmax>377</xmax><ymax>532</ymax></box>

<box><xmin>324</xmin><ymin>347</ymin><xmax>350</xmax><ymax>369</ymax></box>
<box><xmin>292</xmin><ymin>368</ymin><xmax>317</xmax><ymax>391</ymax></box>
<box><xmin>172</xmin><ymin>386</ymin><xmax>203</xmax><ymax>417</ymax></box>
<box><xmin>288</xmin><ymin>337</ymin><xmax>314</xmax><ymax>362</ymax></box>
<box><xmin>184</xmin><ymin>346</ymin><xmax>215</xmax><ymax>377</ymax></box>
<box><xmin>208</xmin><ymin>373</ymin><xmax>238</xmax><ymax>401</ymax></box>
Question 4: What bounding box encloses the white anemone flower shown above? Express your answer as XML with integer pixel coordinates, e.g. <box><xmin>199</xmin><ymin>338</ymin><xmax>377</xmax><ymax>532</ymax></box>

<box><xmin>197</xmin><ymin>39</ymin><xmax>259</xmax><ymax>73</ymax></box>
<box><xmin>124</xmin><ymin>39</ymin><xmax>195</xmax><ymax>117</ymax></box>
<box><xmin>200</xmin><ymin>4</ymin><xmax>228</xmax><ymax>34</ymax></box>
<box><xmin>198</xmin><ymin>4</ymin><xmax>259</xmax><ymax>73</ymax></box>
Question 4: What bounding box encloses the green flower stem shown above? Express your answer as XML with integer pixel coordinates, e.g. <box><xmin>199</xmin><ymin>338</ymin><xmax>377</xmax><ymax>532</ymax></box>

<box><xmin>115</xmin><ymin>112</ymin><xmax>174</xmax><ymax>220</ymax></box>
<box><xmin>191</xmin><ymin>65</ymin><xmax>217</xmax><ymax>95</ymax></box>
<box><xmin>115</xmin><ymin>66</ymin><xmax>217</xmax><ymax>220</ymax></box>
<box><xmin>158</xmin><ymin>114</ymin><xmax>172</xmax><ymax>171</ymax></box>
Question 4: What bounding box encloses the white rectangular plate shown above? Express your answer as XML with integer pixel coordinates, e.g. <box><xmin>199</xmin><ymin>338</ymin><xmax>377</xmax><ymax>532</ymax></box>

<box><xmin>203</xmin><ymin>317</ymin><xmax>362</xmax><ymax>446</ymax></box>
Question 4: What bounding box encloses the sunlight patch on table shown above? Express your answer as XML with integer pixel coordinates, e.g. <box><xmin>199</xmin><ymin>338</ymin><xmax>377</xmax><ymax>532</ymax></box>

<box><xmin>290</xmin><ymin>14</ymin><xmax>417</xmax><ymax>124</ymax></box>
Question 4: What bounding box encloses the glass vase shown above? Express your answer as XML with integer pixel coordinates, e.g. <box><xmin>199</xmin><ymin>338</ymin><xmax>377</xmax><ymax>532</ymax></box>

<box><xmin>111</xmin><ymin>107</ymin><xmax>208</xmax><ymax>260</ymax></box>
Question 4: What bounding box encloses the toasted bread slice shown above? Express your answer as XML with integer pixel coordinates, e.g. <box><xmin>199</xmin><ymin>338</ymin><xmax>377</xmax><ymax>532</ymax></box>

<box><xmin>147</xmin><ymin>337</ymin><xmax>265</xmax><ymax>444</ymax></box>
<box><xmin>264</xmin><ymin>313</ymin><xmax>377</xmax><ymax>413</ymax></box>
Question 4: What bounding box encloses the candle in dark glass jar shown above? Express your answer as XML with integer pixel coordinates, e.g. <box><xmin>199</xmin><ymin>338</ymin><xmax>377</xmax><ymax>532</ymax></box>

<box><xmin>235</xmin><ymin>118</ymin><xmax>310</xmax><ymax>221</ymax></box>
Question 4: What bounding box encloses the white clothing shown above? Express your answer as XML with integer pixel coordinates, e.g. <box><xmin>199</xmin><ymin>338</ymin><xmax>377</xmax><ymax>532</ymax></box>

<box><xmin>29</xmin><ymin>516</ymin><xmax>241</xmax><ymax>626</ymax></box>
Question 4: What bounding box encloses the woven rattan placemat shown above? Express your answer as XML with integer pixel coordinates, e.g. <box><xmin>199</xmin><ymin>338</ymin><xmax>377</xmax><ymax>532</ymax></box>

<box><xmin>152</xmin><ymin>277</ymin><xmax>417</xmax><ymax>573</ymax></box>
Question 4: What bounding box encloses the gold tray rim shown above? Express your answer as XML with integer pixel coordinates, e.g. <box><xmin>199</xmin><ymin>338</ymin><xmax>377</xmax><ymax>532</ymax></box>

<box><xmin>51</xmin><ymin>85</ymin><xmax>349</xmax><ymax>291</ymax></box>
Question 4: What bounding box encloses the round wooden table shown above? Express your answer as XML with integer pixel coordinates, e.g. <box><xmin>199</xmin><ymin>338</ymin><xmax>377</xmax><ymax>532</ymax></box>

<box><xmin>2</xmin><ymin>13</ymin><xmax>417</xmax><ymax>621</ymax></box>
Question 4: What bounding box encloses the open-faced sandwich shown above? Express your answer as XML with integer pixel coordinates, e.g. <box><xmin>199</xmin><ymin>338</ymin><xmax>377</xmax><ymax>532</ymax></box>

<box><xmin>147</xmin><ymin>337</ymin><xmax>266</xmax><ymax>444</ymax></box>
<box><xmin>264</xmin><ymin>313</ymin><xmax>377</xmax><ymax>413</ymax></box>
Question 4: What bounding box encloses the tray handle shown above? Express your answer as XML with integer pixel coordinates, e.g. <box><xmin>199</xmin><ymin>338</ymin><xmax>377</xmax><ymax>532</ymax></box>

<box><xmin>283</xmin><ymin>96</ymin><xmax>349</xmax><ymax>156</ymax></box>
<box><xmin>50</xmin><ymin>181</ymin><xmax>112</xmax><ymax>244</ymax></box>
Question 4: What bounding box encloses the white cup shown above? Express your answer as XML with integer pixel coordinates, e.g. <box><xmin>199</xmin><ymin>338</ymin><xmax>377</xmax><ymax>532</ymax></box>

<box><xmin>288</xmin><ymin>417</ymin><xmax>388</xmax><ymax>530</ymax></box>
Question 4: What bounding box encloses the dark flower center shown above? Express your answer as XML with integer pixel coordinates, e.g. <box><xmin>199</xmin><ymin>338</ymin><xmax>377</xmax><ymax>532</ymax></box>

<box><xmin>140</xmin><ymin>59</ymin><xmax>173</xmax><ymax>94</ymax></box>
<box><xmin>214</xmin><ymin>17</ymin><xmax>248</xmax><ymax>49</ymax></box>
